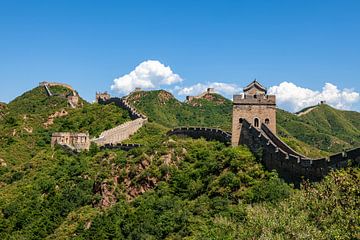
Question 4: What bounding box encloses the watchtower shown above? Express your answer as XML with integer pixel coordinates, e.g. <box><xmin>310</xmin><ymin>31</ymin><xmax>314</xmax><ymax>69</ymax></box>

<box><xmin>96</xmin><ymin>92</ymin><xmax>110</xmax><ymax>103</ymax></box>
<box><xmin>231</xmin><ymin>80</ymin><xmax>276</xmax><ymax>146</ymax></box>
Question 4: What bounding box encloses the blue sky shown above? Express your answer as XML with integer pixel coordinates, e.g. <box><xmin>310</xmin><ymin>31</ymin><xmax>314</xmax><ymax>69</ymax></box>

<box><xmin>0</xmin><ymin>0</ymin><xmax>359</xmax><ymax>112</ymax></box>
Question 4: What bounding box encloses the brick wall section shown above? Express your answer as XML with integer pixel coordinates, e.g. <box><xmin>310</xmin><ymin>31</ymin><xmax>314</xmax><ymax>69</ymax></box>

<box><xmin>97</xmin><ymin>97</ymin><xmax>146</xmax><ymax>120</ymax></box>
<box><xmin>167</xmin><ymin>127</ymin><xmax>231</xmax><ymax>144</ymax></box>
<box><xmin>239</xmin><ymin>119</ymin><xmax>360</xmax><ymax>182</ymax></box>
<box><xmin>260</xmin><ymin>123</ymin><xmax>306</xmax><ymax>158</ymax></box>
<box><xmin>92</xmin><ymin>118</ymin><xmax>147</xmax><ymax>146</ymax></box>
<box><xmin>232</xmin><ymin>94</ymin><xmax>276</xmax><ymax>146</ymax></box>
<box><xmin>100</xmin><ymin>143</ymin><xmax>142</xmax><ymax>151</ymax></box>
<box><xmin>92</xmin><ymin>97</ymin><xmax>147</xmax><ymax>146</ymax></box>
<box><xmin>168</xmin><ymin>120</ymin><xmax>359</xmax><ymax>182</ymax></box>
<box><xmin>40</xmin><ymin>81</ymin><xmax>79</xmax><ymax>108</ymax></box>
<box><xmin>51</xmin><ymin>132</ymin><xmax>90</xmax><ymax>151</ymax></box>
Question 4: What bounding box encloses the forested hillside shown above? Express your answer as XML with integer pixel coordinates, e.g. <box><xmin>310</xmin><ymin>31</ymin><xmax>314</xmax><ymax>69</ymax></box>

<box><xmin>0</xmin><ymin>86</ymin><xmax>359</xmax><ymax>239</ymax></box>
<box><xmin>127</xmin><ymin>90</ymin><xmax>360</xmax><ymax>157</ymax></box>
<box><xmin>277</xmin><ymin>104</ymin><xmax>360</xmax><ymax>154</ymax></box>
<box><xmin>127</xmin><ymin>90</ymin><xmax>232</xmax><ymax>131</ymax></box>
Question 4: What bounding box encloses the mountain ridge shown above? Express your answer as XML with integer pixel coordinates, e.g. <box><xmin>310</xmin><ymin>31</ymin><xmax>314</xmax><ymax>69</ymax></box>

<box><xmin>0</xmin><ymin>85</ymin><xmax>358</xmax><ymax>239</ymax></box>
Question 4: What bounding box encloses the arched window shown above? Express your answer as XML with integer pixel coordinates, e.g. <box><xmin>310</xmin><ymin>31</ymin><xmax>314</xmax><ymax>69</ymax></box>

<box><xmin>254</xmin><ymin>118</ymin><xmax>259</xmax><ymax>127</ymax></box>
<box><xmin>265</xmin><ymin>118</ymin><xmax>270</xmax><ymax>124</ymax></box>
<box><xmin>239</xmin><ymin>118</ymin><xmax>243</xmax><ymax>124</ymax></box>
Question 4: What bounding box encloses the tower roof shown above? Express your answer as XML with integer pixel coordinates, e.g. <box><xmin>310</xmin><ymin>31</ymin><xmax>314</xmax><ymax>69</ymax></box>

<box><xmin>243</xmin><ymin>79</ymin><xmax>267</xmax><ymax>93</ymax></box>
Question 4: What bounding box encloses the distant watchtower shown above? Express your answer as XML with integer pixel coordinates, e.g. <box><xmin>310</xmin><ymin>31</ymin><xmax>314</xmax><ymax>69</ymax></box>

<box><xmin>96</xmin><ymin>92</ymin><xmax>110</xmax><ymax>103</ymax></box>
<box><xmin>231</xmin><ymin>80</ymin><xmax>276</xmax><ymax>146</ymax></box>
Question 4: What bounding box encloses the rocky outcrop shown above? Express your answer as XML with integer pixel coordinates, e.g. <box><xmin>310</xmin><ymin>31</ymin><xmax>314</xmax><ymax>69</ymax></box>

<box><xmin>0</xmin><ymin>158</ymin><xmax>7</xmax><ymax>167</ymax></box>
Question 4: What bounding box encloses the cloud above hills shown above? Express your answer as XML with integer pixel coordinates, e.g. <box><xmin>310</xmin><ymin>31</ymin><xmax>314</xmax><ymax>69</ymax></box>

<box><xmin>110</xmin><ymin>60</ymin><xmax>359</xmax><ymax>112</ymax></box>
<box><xmin>111</xmin><ymin>60</ymin><xmax>182</xmax><ymax>94</ymax></box>
<box><xmin>175</xmin><ymin>82</ymin><xmax>239</xmax><ymax>98</ymax></box>
<box><xmin>268</xmin><ymin>82</ymin><xmax>360</xmax><ymax>112</ymax></box>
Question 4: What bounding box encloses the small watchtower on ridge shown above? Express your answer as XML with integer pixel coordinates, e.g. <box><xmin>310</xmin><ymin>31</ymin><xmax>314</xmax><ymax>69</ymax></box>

<box><xmin>231</xmin><ymin>80</ymin><xmax>276</xmax><ymax>146</ymax></box>
<box><xmin>96</xmin><ymin>92</ymin><xmax>110</xmax><ymax>103</ymax></box>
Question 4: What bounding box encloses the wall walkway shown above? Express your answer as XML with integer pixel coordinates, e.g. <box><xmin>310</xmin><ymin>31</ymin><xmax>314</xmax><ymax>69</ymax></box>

<box><xmin>168</xmin><ymin>120</ymin><xmax>359</xmax><ymax>182</ymax></box>
<box><xmin>92</xmin><ymin>97</ymin><xmax>147</xmax><ymax>146</ymax></box>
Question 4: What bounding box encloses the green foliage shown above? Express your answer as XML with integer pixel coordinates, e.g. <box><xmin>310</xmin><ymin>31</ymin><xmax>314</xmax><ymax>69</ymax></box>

<box><xmin>0</xmin><ymin>149</ymin><xmax>95</xmax><ymax>239</ymax></box>
<box><xmin>0</xmin><ymin>87</ymin><xmax>359</xmax><ymax>239</ymax></box>
<box><xmin>72</xmin><ymin>140</ymin><xmax>293</xmax><ymax>239</ymax></box>
<box><xmin>277</xmin><ymin>105</ymin><xmax>360</xmax><ymax>154</ymax></box>
<box><xmin>127</xmin><ymin>90</ymin><xmax>232</xmax><ymax>131</ymax></box>
<box><xmin>127</xmin><ymin>90</ymin><xmax>360</xmax><ymax>157</ymax></box>
<box><xmin>50</xmin><ymin>103</ymin><xmax>131</xmax><ymax>137</ymax></box>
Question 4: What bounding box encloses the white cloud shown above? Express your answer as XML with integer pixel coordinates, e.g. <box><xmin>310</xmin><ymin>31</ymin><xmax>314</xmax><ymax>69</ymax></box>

<box><xmin>111</xmin><ymin>60</ymin><xmax>182</xmax><ymax>94</ymax></box>
<box><xmin>176</xmin><ymin>82</ymin><xmax>239</xmax><ymax>98</ymax></box>
<box><xmin>268</xmin><ymin>82</ymin><xmax>360</xmax><ymax>112</ymax></box>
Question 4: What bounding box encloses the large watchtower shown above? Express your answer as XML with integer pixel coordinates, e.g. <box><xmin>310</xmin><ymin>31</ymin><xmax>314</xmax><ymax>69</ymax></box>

<box><xmin>231</xmin><ymin>80</ymin><xmax>276</xmax><ymax>146</ymax></box>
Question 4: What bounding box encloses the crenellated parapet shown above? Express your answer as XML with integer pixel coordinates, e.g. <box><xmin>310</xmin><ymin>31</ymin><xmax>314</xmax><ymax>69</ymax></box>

<box><xmin>40</xmin><ymin>81</ymin><xmax>79</xmax><ymax>108</ymax></box>
<box><xmin>167</xmin><ymin>127</ymin><xmax>231</xmax><ymax>144</ymax></box>
<box><xmin>51</xmin><ymin>132</ymin><xmax>90</xmax><ymax>151</ymax></box>
<box><xmin>93</xmin><ymin>95</ymin><xmax>147</xmax><ymax>146</ymax></box>
<box><xmin>97</xmin><ymin>97</ymin><xmax>147</xmax><ymax>120</ymax></box>
<box><xmin>186</xmin><ymin>88</ymin><xmax>216</xmax><ymax>102</ymax></box>
<box><xmin>233</xmin><ymin>94</ymin><xmax>276</xmax><ymax>106</ymax></box>
<box><xmin>100</xmin><ymin>143</ymin><xmax>142</xmax><ymax>151</ymax></box>
<box><xmin>239</xmin><ymin>119</ymin><xmax>359</xmax><ymax>182</ymax></box>
<box><xmin>232</xmin><ymin>80</ymin><xmax>277</xmax><ymax>146</ymax></box>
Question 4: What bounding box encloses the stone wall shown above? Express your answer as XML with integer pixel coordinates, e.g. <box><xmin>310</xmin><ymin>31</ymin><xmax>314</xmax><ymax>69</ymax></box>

<box><xmin>167</xmin><ymin>127</ymin><xmax>231</xmax><ymax>144</ymax></box>
<box><xmin>168</xmin><ymin>120</ymin><xmax>359</xmax><ymax>182</ymax></box>
<box><xmin>96</xmin><ymin>92</ymin><xmax>111</xmax><ymax>103</ymax></box>
<box><xmin>97</xmin><ymin>97</ymin><xmax>146</xmax><ymax>120</ymax></box>
<box><xmin>92</xmin><ymin>97</ymin><xmax>147</xmax><ymax>146</ymax></box>
<box><xmin>232</xmin><ymin>94</ymin><xmax>276</xmax><ymax>146</ymax></box>
<box><xmin>40</xmin><ymin>81</ymin><xmax>79</xmax><ymax>108</ymax></box>
<box><xmin>186</xmin><ymin>88</ymin><xmax>216</xmax><ymax>102</ymax></box>
<box><xmin>100</xmin><ymin>143</ymin><xmax>142</xmax><ymax>151</ymax></box>
<box><xmin>51</xmin><ymin>132</ymin><xmax>90</xmax><ymax>151</ymax></box>
<box><xmin>92</xmin><ymin>118</ymin><xmax>147</xmax><ymax>146</ymax></box>
<box><xmin>40</xmin><ymin>81</ymin><xmax>75</xmax><ymax>93</ymax></box>
<box><xmin>239</xmin><ymin>119</ymin><xmax>360</xmax><ymax>182</ymax></box>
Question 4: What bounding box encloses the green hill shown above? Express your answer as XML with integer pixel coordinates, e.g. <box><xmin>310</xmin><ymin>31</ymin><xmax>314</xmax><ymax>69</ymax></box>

<box><xmin>127</xmin><ymin>90</ymin><xmax>233</xmax><ymax>131</ymax></box>
<box><xmin>277</xmin><ymin>104</ymin><xmax>360</xmax><ymax>154</ymax></box>
<box><xmin>127</xmin><ymin>90</ymin><xmax>359</xmax><ymax>157</ymax></box>
<box><xmin>0</xmin><ymin>86</ymin><xmax>131</xmax><ymax>166</ymax></box>
<box><xmin>0</xmin><ymin>86</ymin><xmax>358</xmax><ymax>239</ymax></box>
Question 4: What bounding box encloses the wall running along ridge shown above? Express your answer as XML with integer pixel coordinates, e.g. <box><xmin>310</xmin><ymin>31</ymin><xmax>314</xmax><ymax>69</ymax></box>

<box><xmin>239</xmin><ymin>119</ymin><xmax>360</xmax><ymax>182</ymax></box>
<box><xmin>167</xmin><ymin>127</ymin><xmax>231</xmax><ymax>144</ymax></box>
<box><xmin>92</xmin><ymin>97</ymin><xmax>147</xmax><ymax>146</ymax></box>
<box><xmin>167</xmin><ymin>120</ymin><xmax>359</xmax><ymax>182</ymax></box>
<box><xmin>39</xmin><ymin>81</ymin><xmax>79</xmax><ymax>108</ymax></box>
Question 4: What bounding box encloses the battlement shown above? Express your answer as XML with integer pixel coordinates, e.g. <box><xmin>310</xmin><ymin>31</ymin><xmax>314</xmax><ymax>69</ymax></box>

<box><xmin>186</xmin><ymin>88</ymin><xmax>216</xmax><ymax>101</ymax></box>
<box><xmin>39</xmin><ymin>81</ymin><xmax>75</xmax><ymax>92</ymax></box>
<box><xmin>233</xmin><ymin>94</ymin><xmax>276</xmax><ymax>105</ymax></box>
<box><xmin>51</xmin><ymin>132</ymin><xmax>90</xmax><ymax>151</ymax></box>
<box><xmin>239</xmin><ymin>119</ymin><xmax>360</xmax><ymax>182</ymax></box>
<box><xmin>232</xmin><ymin>80</ymin><xmax>276</xmax><ymax>146</ymax></box>
<box><xmin>96</xmin><ymin>91</ymin><xmax>111</xmax><ymax>103</ymax></box>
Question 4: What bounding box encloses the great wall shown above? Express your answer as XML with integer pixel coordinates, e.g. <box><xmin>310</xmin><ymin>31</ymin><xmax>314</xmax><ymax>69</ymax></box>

<box><xmin>167</xmin><ymin>127</ymin><xmax>231</xmax><ymax>144</ymax></box>
<box><xmin>46</xmin><ymin>81</ymin><xmax>359</xmax><ymax>182</ymax></box>
<box><xmin>91</xmin><ymin>91</ymin><xmax>147</xmax><ymax>147</ymax></box>
<box><xmin>39</xmin><ymin>81</ymin><xmax>80</xmax><ymax>108</ymax></box>
<box><xmin>168</xmin><ymin>80</ymin><xmax>360</xmax><ymax>182</ymax></box>
<box><xmin>47</xmin><ymin>85</ymin><xmax>147</xmax><ymax>151</ymax></box>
